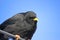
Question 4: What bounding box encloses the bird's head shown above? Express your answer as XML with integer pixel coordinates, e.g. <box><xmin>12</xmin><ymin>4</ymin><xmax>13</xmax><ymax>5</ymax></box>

<box><xmin>25</xmin><ymin>11</ymin><xmax>38</xmax><ymax>25</ymax></box>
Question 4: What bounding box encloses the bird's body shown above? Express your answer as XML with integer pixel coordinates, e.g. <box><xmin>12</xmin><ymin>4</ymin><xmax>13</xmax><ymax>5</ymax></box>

<box><xmin>0</xmin><ymin>11</ymin><xmax>38</xmax><ymax>40</ymax></box>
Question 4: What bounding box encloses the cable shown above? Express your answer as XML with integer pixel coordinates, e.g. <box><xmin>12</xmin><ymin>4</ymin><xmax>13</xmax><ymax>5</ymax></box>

<box><xmin>0</xmin><ymin>30</ymin><xmax>25</xmax><ymax>40</ymax></box>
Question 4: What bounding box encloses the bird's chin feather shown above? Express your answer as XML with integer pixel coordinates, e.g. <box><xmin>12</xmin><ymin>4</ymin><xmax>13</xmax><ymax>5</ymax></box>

<box><xmin>27</xmin><ymin>39</ymin><xmax>31</xmax><ymax>40</ymax></box>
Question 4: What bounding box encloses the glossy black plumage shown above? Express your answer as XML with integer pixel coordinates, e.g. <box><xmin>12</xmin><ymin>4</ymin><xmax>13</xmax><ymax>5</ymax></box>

<box><xmin>0</xmin><ymin>11</ymin><xmax>38</xmax><ymax>40</ymax></box>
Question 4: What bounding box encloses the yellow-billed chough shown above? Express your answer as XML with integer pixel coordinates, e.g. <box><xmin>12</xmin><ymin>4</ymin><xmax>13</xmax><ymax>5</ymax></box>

<box><xmin>0</xmin><ymin>11</ymin><xmax>38</xmax><ymax>40</ymax></box>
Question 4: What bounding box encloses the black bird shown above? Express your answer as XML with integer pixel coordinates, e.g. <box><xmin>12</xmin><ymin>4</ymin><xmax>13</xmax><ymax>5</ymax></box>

<box><xmin>0</xmin><ymin>11</ymin><xmax>38</xmax><ymax>40</ymax></box>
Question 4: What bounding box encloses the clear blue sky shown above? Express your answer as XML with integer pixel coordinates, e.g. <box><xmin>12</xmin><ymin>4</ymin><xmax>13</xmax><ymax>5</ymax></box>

<box><xmin>0</xmin><ymin>0</ymin><xmax>60</xmax><ymax>40</ymax></box>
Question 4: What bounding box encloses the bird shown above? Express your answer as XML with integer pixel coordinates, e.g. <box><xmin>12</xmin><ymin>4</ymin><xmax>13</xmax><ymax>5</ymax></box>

<box><xmin>0</xmin><ymin>11</ymin><xmax>38</xmax><ymax>40</ymax></box>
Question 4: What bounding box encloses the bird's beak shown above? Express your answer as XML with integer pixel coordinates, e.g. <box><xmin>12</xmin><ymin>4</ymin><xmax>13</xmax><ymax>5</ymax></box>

<box><xmin>33</xmin><ymin>18</ymin><xmax>38</xmax><ymax>21</ymax></box>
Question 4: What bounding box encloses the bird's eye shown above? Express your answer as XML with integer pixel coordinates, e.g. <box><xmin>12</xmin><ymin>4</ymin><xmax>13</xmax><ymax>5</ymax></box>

<box><xmin>29</xmin><ymin>17</ymin><xmax>32</xmax><ymax>19</ymax></box>
<box><xmin>29</xmin><ymin>17</ymin><xmax>35</xmax><ymax>19</ymax></box>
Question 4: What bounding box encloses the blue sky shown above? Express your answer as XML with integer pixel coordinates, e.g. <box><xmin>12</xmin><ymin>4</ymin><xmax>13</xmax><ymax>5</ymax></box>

<box><xmin>0</xmin><ymin>0</ymin><xmax>60</xmax><ymax>40</ymax></box>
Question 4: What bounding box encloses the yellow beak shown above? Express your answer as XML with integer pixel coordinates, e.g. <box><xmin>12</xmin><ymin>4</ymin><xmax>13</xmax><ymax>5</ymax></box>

<box><xmin>33</xmin><ymin>18</ymin><xmax>38</xmax><ymax>21</ymax></box>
